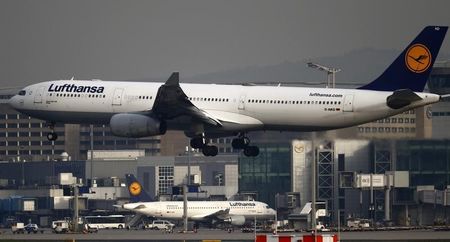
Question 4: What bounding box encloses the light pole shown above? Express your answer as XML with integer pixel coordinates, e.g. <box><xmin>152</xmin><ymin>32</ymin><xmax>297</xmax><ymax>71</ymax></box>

<box><xmin>307</xmin><ymin>62</ymin><xmax>341</xmax><ymax>88</ymax></box>
<box><xmin>186</xmin><ymin>146</ymin><xmax>191</xmax><ymax>185</ymax></box>
<box><xmin>183</xmin><ymin>146</ymin><xmax>193</xmax><ymax>232</ymax></box>
<box><xmin>72</xmin><ymin>182</ymin><xmax>79</xmax><ymax>232</ymax></box>
<box><xmin>311</xmin><ymin>137</ymin><xmax>317</xmax><ymax>241</ymax></box>
<box><xmin>90</xmin><ymin>124</ymin><xmax>94</xmax><ymax>187</ymax></box>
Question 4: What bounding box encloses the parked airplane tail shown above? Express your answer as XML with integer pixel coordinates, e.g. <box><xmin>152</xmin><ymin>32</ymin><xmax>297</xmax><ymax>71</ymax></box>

<box><xmin>358</xmin><ymin>26</ymin><xmax>448</xmax><ymax>92</ymax></box>
<box><xmin>125</xmin><ymin>174</ymin><xmax>153</xmax><ymax>203</ymax></box>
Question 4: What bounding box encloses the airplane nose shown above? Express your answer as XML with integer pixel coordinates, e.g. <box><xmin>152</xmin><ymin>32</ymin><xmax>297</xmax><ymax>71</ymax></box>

<box><xmin>8</xmin><ymin>95</ymin><xmax>18</xmax><ymax>108</ymax></box>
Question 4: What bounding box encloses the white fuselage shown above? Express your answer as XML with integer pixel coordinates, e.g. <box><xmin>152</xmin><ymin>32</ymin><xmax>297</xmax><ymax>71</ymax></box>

<box><xmin>123</xmin><ymin>200</ymin><xmax>276</xmax><ymax>220</ymax></box>
<box><xmin>8</xmin><ymin>80</ymin><xmax>440</xmax><ymax>134</ymax></box>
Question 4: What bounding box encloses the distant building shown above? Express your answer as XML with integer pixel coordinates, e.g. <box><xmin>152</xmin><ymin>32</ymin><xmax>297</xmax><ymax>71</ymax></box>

<box><xmin>0</xmin><ymin>100</ymin><xmax>161</xmax><ymax>161</ymax></box>
<box><xmin>136</xmin><ymin>154</ymin><xmax>239</xmax><ymax>200</ymax></box>
<box><xmin>238</xmin><ymin>142</ymin><xmax>292</xmax><ymax>208</ymax></box>
<box><xmin>238</xmin><ymin>138</ymin><xmax>450</xmax><ymax>227</ymax></box>
<box><xmin>428</xmin><ymin>60</ymin><xmax>450</xmax><ymax>138</ymax></box>
<box><xmin>0</xmin><ymin>152</ymin><xmax>238</xmax><ymax>226</ymax></box>
<box><xmin>335</xmin><ymin>107</ymin><xmax>432</xmax><ymax>139</ymax></box>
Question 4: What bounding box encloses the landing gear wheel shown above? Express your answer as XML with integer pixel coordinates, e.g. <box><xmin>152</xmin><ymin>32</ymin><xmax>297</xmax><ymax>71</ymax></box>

<box><xmin>190</xmin><ymin>137</ymin><xmax>204</xmax><ymax>149</ymax></box>
<box><xmin>243</xmin><ymin>146</ymin><xmax>259</xmax><ymax>157</ymax></box>
<box><xmin>231</xmin><ymin>137</ymin><xmax>250</xmax><ymax>149</ymax></box>
<box><xmin>202</xmin><ymin>145</ymin><xmax>218</xmax><ymax>157</ymax></box>
<box><xmin>47</xmin><ymin>132</ymin><xmax>58</xmax><ymax>141</ymax></box>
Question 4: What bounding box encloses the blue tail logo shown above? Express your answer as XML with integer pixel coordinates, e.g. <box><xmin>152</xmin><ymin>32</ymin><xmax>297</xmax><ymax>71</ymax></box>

<box><xmin>358</xmin><ymin>26</ymin><xmax>447</xmax><ymax>92</ymax></box>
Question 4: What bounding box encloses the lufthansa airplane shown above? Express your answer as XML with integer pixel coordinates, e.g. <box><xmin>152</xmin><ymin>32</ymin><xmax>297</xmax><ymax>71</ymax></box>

<box><xmin>8</xmin><ymin>26</ymin><xmax>448</xmax><ymax>157</ymax></box>
<box><xmin>120</xmin><ymin>174</ymin><xmax>276</xmax><ymax>226</ymax></box>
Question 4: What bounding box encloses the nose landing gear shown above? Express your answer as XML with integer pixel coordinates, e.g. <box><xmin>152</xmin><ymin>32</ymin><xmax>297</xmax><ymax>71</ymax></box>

<box><xmin>46</xmin><ymin>122</ymin><xmax>58</xmax><ymax>141</ymax></box>
<box><xmin>46</xmin><ymin>132</ymin><xmax>58</xmax><ymax>141</ymax></box>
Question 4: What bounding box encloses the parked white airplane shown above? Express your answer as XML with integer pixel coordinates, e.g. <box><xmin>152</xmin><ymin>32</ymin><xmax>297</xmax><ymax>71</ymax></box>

<box><xmin>8</xmin><ymin>26</ymin><xmax>448</xmax><ymax>156</ymax></box>
<box><xmin>121</xmin><ymin>174</ymin><xmax>276</xmax><ymax>226</ymax></box>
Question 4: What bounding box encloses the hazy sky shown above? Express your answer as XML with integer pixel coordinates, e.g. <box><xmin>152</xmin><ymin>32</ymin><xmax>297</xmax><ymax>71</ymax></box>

<box><xmin>1</xmin><ymin>0</ymin><xmax>449</xmax><ymax>87</ymax></box>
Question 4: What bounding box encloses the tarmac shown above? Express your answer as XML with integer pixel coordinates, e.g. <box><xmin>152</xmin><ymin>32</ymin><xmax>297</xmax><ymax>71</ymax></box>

<box><xmin>1</xmin><ymin>228</ymin><xmax>450</xmax><ymax>241</ymax></box>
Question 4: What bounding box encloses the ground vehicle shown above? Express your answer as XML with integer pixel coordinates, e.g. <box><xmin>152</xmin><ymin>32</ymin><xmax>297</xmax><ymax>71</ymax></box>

<box><xmin>146</xmin><ymin>220</ymin><xmax>175</xmax><ymax>230</ymax></box>
<box><xmin>52</xmin><ymin>220</ymin><xmax>70</xmax><ymax>233</ymax></box>
<box><xmin>84</xmin><ymin>215</ymin><xmax>126</xmax><ymax>229</ymax></box>
<box><xmin>316</xmin><ymin>222</ymin><xmax>330</xmax><ymax>232</ymax></box>
<box><xmin>347</xmin><ymin>218</ymin><xmax>371</xmax><ymax>228</ymax></box>
<box><xmin>11</xmin><ymin>222</ymin><xmax>25</xmax><ymax>234</ymax></box>
<box><xmin>24</xmin><ymin>223</ymin><xmax>40</xmax><ymax>234</ymax></box>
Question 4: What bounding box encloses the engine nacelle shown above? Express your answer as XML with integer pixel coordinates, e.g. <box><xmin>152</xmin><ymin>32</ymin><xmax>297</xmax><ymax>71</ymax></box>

<box><xmin>224</xmin><ymin>215</ymin><xmax>246</xmax><ymax>226</ymax></box>
<box><xmin>110</xmin><ymin>113</ymin><xmax>166</xmax><ymax>138</ymax></box>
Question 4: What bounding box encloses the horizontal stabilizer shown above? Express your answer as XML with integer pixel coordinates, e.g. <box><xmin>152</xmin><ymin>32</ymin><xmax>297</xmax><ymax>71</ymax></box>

<box><xmin>386</xmin><ymin>89</ymin><xmax>422</xmax><ymax>109</ymax></box>
<box><xmin>440</xmin><ymin>94</ymin><xmax>450</xmax><ymax>100</ymax></box>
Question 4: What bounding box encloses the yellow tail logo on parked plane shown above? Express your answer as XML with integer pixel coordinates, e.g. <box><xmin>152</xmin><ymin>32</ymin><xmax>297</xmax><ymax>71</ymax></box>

<box><xmin>129</xmin><ymin>181</ymin><xmax>142</xmax><ymax>196</ymax></box>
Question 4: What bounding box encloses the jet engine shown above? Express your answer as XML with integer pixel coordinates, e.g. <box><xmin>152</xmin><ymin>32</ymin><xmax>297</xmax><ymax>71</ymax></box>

<box><xmin>224</xmin><ymin>215</ymin><xmax>246</xmax><ymax>226</ymax></box>
<box><xmin>110</xmin><ymin>113</ymin><xmax>166</xmax><ymax>138</ymax></box>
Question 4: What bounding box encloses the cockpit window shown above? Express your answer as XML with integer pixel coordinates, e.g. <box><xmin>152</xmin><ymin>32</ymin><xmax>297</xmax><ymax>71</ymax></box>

<box><xmin>18</xmin><ymin>90</ymin><xmax>26</xmax><ymax>96</ymax></box>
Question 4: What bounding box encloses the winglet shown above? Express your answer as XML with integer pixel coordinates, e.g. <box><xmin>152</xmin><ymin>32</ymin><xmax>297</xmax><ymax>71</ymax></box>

<box><xmin>359</xmin><ymin>26</ymin><xmax>448</xmax><ymax>92</ymax></box>
<box><xmin>165</xmin><ymin>72</ymin><xmax>179</xmax><ymax>86</ymax></box>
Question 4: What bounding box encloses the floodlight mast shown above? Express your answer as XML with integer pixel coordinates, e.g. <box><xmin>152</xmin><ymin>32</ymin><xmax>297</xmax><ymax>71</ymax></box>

<box><xmin>307</xmin><ymin>62</ymin><xmax>341</xmax><ymax>88</ymax></box>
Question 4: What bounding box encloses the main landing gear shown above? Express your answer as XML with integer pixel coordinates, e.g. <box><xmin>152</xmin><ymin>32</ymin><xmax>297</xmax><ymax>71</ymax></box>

<box><xmin>190</xmin><ymin>134</ymin><xmax>259</xmax><ymax>157</ymax></box>
<box><xmin>231</xmin><ymin>135</ymin><xmax>259</xmax><ymax>157</ymax></box>
<box><xmin>190</xmin><ymin>136</ymin><xmax>218</xmax><ymax>157</ymax></box>
<box><xmin>46</xmin><ymin>122</ymin><xmax>58</xmax><ymax>141</ymax></box>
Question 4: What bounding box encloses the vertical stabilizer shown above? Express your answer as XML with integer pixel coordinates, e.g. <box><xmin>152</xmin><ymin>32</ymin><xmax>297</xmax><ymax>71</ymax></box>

<box><xmin>125</xmin><ymin>174</ymin><xmax>153</xmax><ymax>203</ymax></box>
<box><xmin>359</xmin><ymin>26</ymin><xmax>447</xmax><ymax>92</ymax></box>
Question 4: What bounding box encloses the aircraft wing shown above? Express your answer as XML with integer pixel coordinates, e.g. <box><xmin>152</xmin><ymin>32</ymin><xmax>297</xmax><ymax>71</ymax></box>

<box><xmin>386</xmin><ymin>89</ymin><xmax>423</xmax><ymax>109</ymax></box>
<box><xmin>203</xmin><ymin>110</ymin><xmax>263</xmax><ymax>125</ymax></box>
<box><xmin>190</xmin><ymin>208</ymin><xmax>230</xmax><ymax>220</ymax></box>
<box><xmin>151</xmin><ymin>72</ymin><xmax>222</xmax><ymax>126</ymax></box>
